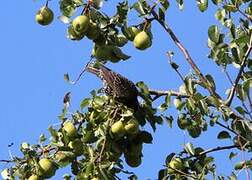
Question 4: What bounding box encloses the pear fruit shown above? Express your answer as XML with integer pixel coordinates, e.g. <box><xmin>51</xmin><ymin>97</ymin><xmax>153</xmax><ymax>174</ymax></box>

<box><xmin>67</xmin><ymin>25</ymin><xmax>85</xmax><ymax>41</ymax></box>
<box><xmin>28</xmin><ymin>174</ymin><xmax>40</xmax><ymax>180</ymax></box>
<box><xmin>63</xmin><ymin>121</ymin><xmax>78</xmax><ymax>139</ymax></box>
<box><xmin>133</xmin><ymin>31</ymin><xmax>151</xmax><ymax>50</ymax></box>
<box><xmin>111</xmin><ymin>120</ymin><xmax>126</xmax><ymax>138</ymax></box>
<box><xmin>168</xmin><ymin>158</ymin><xmax>184</xmax><ymax>174</ymax></box>
<box><xmin>72</xmin><ymin>15</ymin><xmax>90</xmax><ymax>33</ymax></box>
<box><xmin>38</xmin><ymin>158</ymin><xmax>57</xmax><ymax>178</ymax></box>
<box><xmin>125</xmin><ymin>155</ymin><xmax>142</xmax><ymax>168</ymax></box>
<box><xmin>125</xmin><ymin>119</ymin><xmax>139</xmax><ymax>135</ymax></box>
<box><xmin>35</xmin><ymin>6</ymin><xmax>54</xmax><ymax>26</ymax></box>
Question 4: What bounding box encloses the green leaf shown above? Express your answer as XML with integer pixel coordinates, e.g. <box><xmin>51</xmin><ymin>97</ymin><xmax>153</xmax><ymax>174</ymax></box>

<box><xmin>223</xmin><ymin>4</ymin><xmax>238</xmax><ymax>12</ymax></box>
<box><xmin>93</xmin><ymin>96</ymin><xmax>105</xmax><ymax>106</ymax></box>
<box><xmin>158</xmin><ymin>169</ymin><xmax>168</xmax><ymax>180</ymax></box>
<box><xmin>80</xmin><ymin>98</ymin><xmax>90</xmax><ymax>109</ymax></box>
<box><xmin>163</xmin><ymin>115</ymin><xmax>173</xmax><ymax>128</ymax></box>
<box><xmin>48</xmin><ymin>126</ymin><xmax>59</xmax><ymax>142</ymax></box>
<box><xmin>229</xmin><ymin>172</ymin><xmax>237</xmax><ymax>180</ymax></box>
<box><xmin>132</xmin><ymin>1</ymin><xmax>149</xmax><ymax>16</ymax></box>
<box><xmin>116</xmin><ymin>1</ymin><xmax>129</xmax><ymax>24</ymax></box>
<box><xmin>165</xmin><ymin>152</ymin><xmax>176</xmax><ymax>165</ymax></box>
<box><xmin>185</xmin><ymin>77</ymin><xmax>195</xmax><ymax>94</ymax></box>
<box><xmin>185</xmin><ymin>142</ymin><xmax>195</xmax><ymax>155</ymax></box>
<box><xmin>211</xmin><ymin>0</ymin><xmax>222</xmax><ymax>5</ymax></box>
<box><xmin>158</xmin><ymin>8</ymin><xmax>166</xmax><ymax>22</ymax></box>
<box><xmin>160</xmin><ymin>0</ymin><xmax>170</xmax><ymax>10</ymax></box>
<box><xmin>58</xmin><ymin>15</ymin><xmax>71</xmax><ymax>24</ymax></box>
<box><xmin>170</xmin><ymin>62</ymin><xmax>179</xmax><ymax>70</ymax></box>
<box><xmin>229</xmin><ymin>152</ymin><xmax>238</xmax><ymax>160</ymax></box>
<box><xmin>176</xmin><ymin>0</ymin><xmax>184</xmax><ymax>10</ymax></box>
<box><xmin>139</xmin><ymin>131</ymin><xmax>153</xmax><ymax>144</ymax></box>
<box><xmin>210</xmin><ymin>116</ymin><xmax>218</xmax><ymax>126</ymax></box>
<box><xmin>205</xmin><ymin>74</ymin><xmax>216</xmax><ymax>91</ymax></box>
<box><xmin>217</xmin><ymin>131</ymin><xmax>231</xmax><ymax>139</ymax></box>
<box><xmin>215</xmin><ymin>9</ymin><xmax>225</xmax><ymax>22</ymax></box>
<box><xmin>39</xmin><ymin>134</ymin><xmax>47</xmax><ymax>143</ymax></box>
<box><xmin>196</xmin><ymin>0</ymin><xmax>208</xmax><ymax>12</ymax></box>
<box><xmin>208</xmin><ymin>25</ymin><xmax>220</xmax><ymax>43</ymax></box>
<box><xmin>235</xmin><ymin>106</ymin><xmax>245</xmax><ymax>115</ymax></box>
<box><xmin>64</xmin><ymin>73</ymin><xmax>70</xmax><ymax>82</ymax></box>
<box><xmin>1</xmin><ymin>169</ymin><xmax>11</xmax><ymax>180</ymax></box>
<box><xmin>234</xmin><ymin>161</ymin><xmax>245</xmax><ymax>170</ymax></box>
<box><xmin>111</xmin><ymin>46</ymin><xmax>131</xmax><ymax>60</ymax></box>
<box><xmin>60</xmin><ymin>0</ymin><xmax>77</xmax><ymax>17</ymax></box>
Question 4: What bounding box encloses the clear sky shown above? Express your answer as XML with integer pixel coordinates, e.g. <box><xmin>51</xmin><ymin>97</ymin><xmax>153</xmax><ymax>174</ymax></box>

<box><xmin>0</xmin><ymin>1</ymin><xmax>248</xmax><ymax>179</ymax></box>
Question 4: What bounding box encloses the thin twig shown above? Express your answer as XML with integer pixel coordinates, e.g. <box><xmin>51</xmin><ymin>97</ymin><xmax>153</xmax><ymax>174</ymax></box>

<box><xmin>222</xmin><ymin>67</ymin><xmax>233</xmax><ymax>86</ymax></box>
<box><xmin>167</xmin><ymin>166</ymin><xmax>197</xmax><ymax>179</ymax></box>
<box><xmin>215</xmin><ymin>121</ymin><xmax>238</xmax><ymax>135</ymax></box>
<box><xmin>237</xmin><ymin>8</ymin><xmax>252</xmax><ymax>22</ymax></box>
<box><xmin>196</xmin><ymin>145</ymin><xmax>238</xmax><ymax>158</ymax></box>
<box><xmin>166</xmin><ymin>52</ymin><xmax>185</xmax><ymax>82</ymax></box>
<box><xmin>242</xmin><ymin>102</ymin><xmax>252</xmax><ymax>120</ymax></box>
<box><xmin>151</xmin><ymin>10</ymin><xmax>221</xmax><ymax>99</ymax></box>
<box><xmin>226</xmin><ymin>34</ymin><xmax>252</xmax><ymax>106</ymax></box>
<box><xmin>0</xmin><ymin>159</ymin><xmax>14</xmax><ymax>163</ymax></box>
<box><xmin>69</xmin><ymin>57</ymin><xmax>94</xmax><ymax>85</ymax></box>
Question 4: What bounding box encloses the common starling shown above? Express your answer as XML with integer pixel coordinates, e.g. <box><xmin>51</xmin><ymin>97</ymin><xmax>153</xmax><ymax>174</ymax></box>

<box><xmin>86</xmin><ymin>63</ymin><xmax>139</xmax><ymax>111</ymax></box>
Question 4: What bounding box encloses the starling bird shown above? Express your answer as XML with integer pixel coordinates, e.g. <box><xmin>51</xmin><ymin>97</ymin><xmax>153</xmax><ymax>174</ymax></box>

<box><xmin>86</xmin><ymin>63</ymin><xmax>139</xmax><ymax>111</ymax></box>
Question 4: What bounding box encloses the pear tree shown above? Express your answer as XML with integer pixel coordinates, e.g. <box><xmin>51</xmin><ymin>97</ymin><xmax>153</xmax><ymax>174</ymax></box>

<box><xmin>1</xmin><ymin>0</ymin><xmax>252</xmax><ymax>179</ymax></box>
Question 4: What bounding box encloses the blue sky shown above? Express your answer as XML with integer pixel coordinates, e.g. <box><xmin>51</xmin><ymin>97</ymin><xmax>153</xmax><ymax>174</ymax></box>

<box><xmin>0</xmin><ymin>1</ymin><xmax>248</xmax><ymax>179</ymax></box>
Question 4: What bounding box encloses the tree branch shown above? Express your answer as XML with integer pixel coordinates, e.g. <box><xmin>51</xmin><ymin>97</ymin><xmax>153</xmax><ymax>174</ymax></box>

<box><xmin>237</xmin><ymin>8</ymin><xmax>252</xmax><ymax>22</ymax></box>
<box><xmin>197</xmin><ymin>145</ymin><xmax>238</xmax><ymax>157</ymax></box>
<box><xmin>0</xmin><ymin>159</ymin><xmax>14</xmax><ymax>163</ymax></box>
<box><xmin>151</xmin><ymin>9</ymin><xmax>246</xmax><ymax>122</ymax></box>
<box><xmin>225</xmin><ymin>34</ymin><xmax>252</xmax><ymax>106</ymax></box>
<box><xmin>151</xmin><ymin>10</ymin><xmax>222</xmax><ymax>99</ymax></box>
<box><xmin>215</xmin><ymin>121</ymin><xmax>238</xmax><ymax>135</ymax></box>
<box><xmin>149</xmin><ymin>89</ymin><xmax>189</xmax><ymax>98</ymax></box>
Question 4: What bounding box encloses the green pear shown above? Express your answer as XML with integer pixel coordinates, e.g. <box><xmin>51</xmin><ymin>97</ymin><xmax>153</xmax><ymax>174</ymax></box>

<box><xmin>67</xmin><ymin>25</ymin><xmax>85</xmax><ymax>41</ymax></box>
<box><xmin>35</xmin><ymin>6</ymin><xmax>54</xmax><ymax>26</ymax></box>
<box><xmin>111</xmin><ymin>120</ymin><xmax>126</xmax><ymax>138</ymax></box>
<box><xmin>168</xmin><ymin>158</ymin><xmax>184</xmax><ymax>174</ymax></box>
<box><xmin>133</xmin><ymin>31</ymin><xmax>151</xmax><ymax>50</ymax></box>
<box><xmin>28</xmin><ymin>174</ymin><xmax>40</xmax><ymax>180</ymax></box>
<box><xmin>125</xmin><ymin>119</ymin><xmax>139</xmax><ymax>135</ymax></box>
<box><xmin>72</xmin><ymin>15</ymin><xmax>90</xmax><ymax>33</ymax></box>
<box><xmin>63</xmin><ymin>121</ymin><xmax>78</xmax><ymax>139</ymax></box>
<box><xmin>38</xmin><ymin>158</ymin><xmax>57</xmax><ymax>178</ymax></box>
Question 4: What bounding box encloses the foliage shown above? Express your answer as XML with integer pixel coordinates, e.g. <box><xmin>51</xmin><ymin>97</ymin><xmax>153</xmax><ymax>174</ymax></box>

<box><xmin>1</xmin><ymin>0</ymin><xmax>252</xmax><ymax>179</ymax></box>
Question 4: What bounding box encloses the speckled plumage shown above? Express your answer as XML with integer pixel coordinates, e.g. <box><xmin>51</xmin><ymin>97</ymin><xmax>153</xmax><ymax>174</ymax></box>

<box><xmin>86</xmin><ymin>64</ymin><xmax>139</xmax><ymax>110</ymax></box>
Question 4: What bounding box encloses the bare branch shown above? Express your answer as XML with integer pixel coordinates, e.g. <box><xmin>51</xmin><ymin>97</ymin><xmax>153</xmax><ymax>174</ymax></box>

<box><xmin>215</xmin><ymin>121</ymin><xmax>238</xmax><ymax>135</ymax></box>
<box><xmin>149</xmin><ymin>89</ymin><xmax>189</xmax><ymax>98</ymax></box>
<box><xmin>197</xmin><ymin>145</ymin><xmax>238</xmax><ymax>157</ymax></box>
<box><xmin>151</xmin><ymin>10</ymin><xmax>222</xmax><ymax>99</ymax></box>
<box><xmin>166</xmin><ymin>52</ymin><xmax>185</xmax><ymax>82</ymax></box>
<box><xmin>225</xmin><ymin>34</ymin><xmax>252</xmax><ymax>106</ymax></box>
